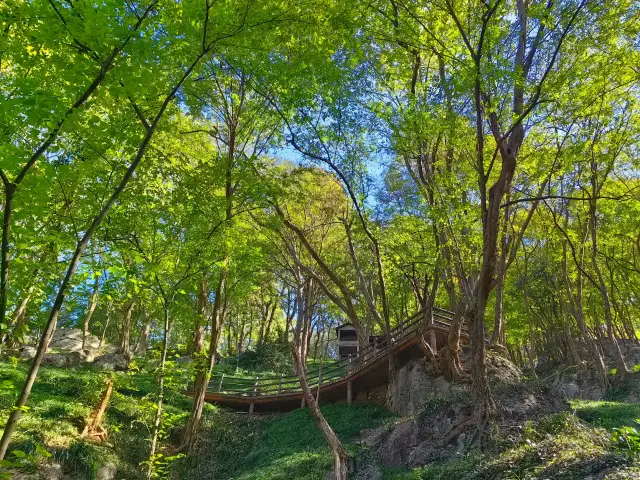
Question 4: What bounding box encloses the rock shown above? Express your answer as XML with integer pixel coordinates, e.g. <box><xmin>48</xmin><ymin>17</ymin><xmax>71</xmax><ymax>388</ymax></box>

<box><xmin>96</xmin><ymin>462</ymin><xmax>117</xmax><ymax>480</ymax></box>
<box><xmin>19</xmin><ymin>346</ymin><xmax>38</xmax><ymax>360</ymax></box>
<box><xmin>93</xmin><ymin>353</ymin><xmax>129</xmax><ymax>371</ymax></box>
<box><xmin>49</xmin><ymin>328</ymin><xmax>100</xmax><ymax>353</ymax></box>
<box><xmin>550</xmin><ymin>368</ymin><xmax>605</xmax><ymax>400</ymax></box>
<box><xmin>41</xmin><ymin>351</ymin><xmax>85</xmax><ymax>368</ymax></box>
<box><xmin>486</xmin><ymin>351</ymin><xmax>522</xmax><ymax>385</ymax></box>
<box><xmin>378</xmin><ymin>420</ymin><xmax>419</xmax><ymax>467</ymax></box>
<box><xmin>386</xmin><ymin>359</ymin><xmax>459</xmax><ymax>416</ymax></box>
<box><xmin>353</xmin><ymin>462</ymin><xmax>383</xmax><ymax>480</ymax></box>
<box><xmin>40</xmin><ymin>463</ymin><xmax>63</xmax><ymax>480</ymax></box>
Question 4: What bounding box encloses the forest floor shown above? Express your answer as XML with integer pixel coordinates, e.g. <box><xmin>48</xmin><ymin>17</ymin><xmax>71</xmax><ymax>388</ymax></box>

<box><xmin>0</xmin><ymin>356</ymin><xmax>639</xmax><ymax>479</ymax></box>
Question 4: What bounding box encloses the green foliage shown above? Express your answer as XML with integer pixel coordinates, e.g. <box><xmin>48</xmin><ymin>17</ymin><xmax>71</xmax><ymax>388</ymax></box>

<box><xmin>613</xmin><ymin>420</ymin><xmax>640</xmax><ymax>461</ymax></box>
<box><xmin>234</xmin><ymin>341</ymin><xmax>292</xmax><ymax>372</ymax></box>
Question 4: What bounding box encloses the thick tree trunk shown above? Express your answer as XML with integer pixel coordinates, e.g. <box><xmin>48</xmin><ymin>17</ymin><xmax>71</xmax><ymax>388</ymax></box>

<box><xmin>291</xmin><ymin>343</ymin><xmax>349</xmax><ymax>479</ymax></box>
<box><xmin>181</xmin><ymin>270</ymin><xmax>227</xmax><ymax>451</ymax></box>
<box><xmin>188</xmin><ymin>276</ymin><xmax>208</xmax><ymax>356</ymax></box>
<box><xmin>134</xmin><ymin>310</ymin><xmax>151</xmax><ymax>357</ymax></box>
<box><xmin>82</xmin><ymin>276</ymin><xmax>100</xmax><ymax>350</ymax></box>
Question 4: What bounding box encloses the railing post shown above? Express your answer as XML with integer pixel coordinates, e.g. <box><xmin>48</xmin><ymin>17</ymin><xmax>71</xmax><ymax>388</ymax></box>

<box><xmin>218</xmin><ymin>373</ymin><xmax>225</xmax><ymax>392</ymax></box>
<box><xmin>278</xmin><ymin>373</ymin><xmax>284</xmax><ymax>394</ymax></box>
<box><xmin>249</xmin><ymin>376</ymin><xmax>259</xmax><ymax>416</ymax></box>
<box><xmin>316</xmin><ymin>363</ymin><xmax>324</xmax><ymax>404</ymax></box>
<box><xmin>347</xmin><ymin>380</ymin><xmax>353</xmax><ymax>406</ymax></box>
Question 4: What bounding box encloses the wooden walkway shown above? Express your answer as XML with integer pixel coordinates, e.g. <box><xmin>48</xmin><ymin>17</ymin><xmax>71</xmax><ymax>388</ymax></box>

<box><xmin>186</xmin><ymin>308</ymin><xmax>468</xmax><ymax>413</ymax></box>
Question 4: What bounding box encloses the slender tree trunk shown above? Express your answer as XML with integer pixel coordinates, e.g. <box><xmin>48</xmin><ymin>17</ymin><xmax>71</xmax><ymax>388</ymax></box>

<box><xmin>490</xmin><ymin>209</ymin><xmax>509</xmax><ymax>348</ymax></box>
<box><xmin>0</xmin><ymin>45</ymin><xmax>208</xmax><ymax>459</ymax></box>
<box><xmin>0</xmin><ymin>183</ymin><xmax>16</xmax><ymax>341</ymax></box>
<box><xmin>99</xmin><ymin>300</ymin><xmax>114</xmax><ymax>349</ymax></box>
<box><xmin>82</xmin><ymin>276</ymin><xmax>100</xmax><ymax>350</ymax></box>
<box><xmin>118</xmin><ymin>299</ymin><xmax>136</xmax><ymax>357</ymax></box>
<box><xmin>146</xmin><ymin>299</ymin><xmax>171</xmax><ymax>479</ymax></box>
<box><xmin>4</xmin><ymin>286</ymin><xmax>33</xmax><ymax>349</ymax></box>
<box><xmin>562</xmin><ymin>243</ymin><xmax>609</xmax><ymax>388</ymax></box>
<box><xmin>589</xmin><ymin>215</ymin><xmax>628</xmax><ymax>374</ymax></box>
<box><xmin>188</xmin><ymin>276</ymin><xmax>208</xmax><ymax>356</ymax></box>
<box><xmin>291</xmin><ymin>343</ymin><xmax>348</xmax><ymax>479</ymax></box>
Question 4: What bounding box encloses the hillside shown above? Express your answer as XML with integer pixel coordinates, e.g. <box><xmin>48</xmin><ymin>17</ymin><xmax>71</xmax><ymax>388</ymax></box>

<box><xmin>2</xmin><ymin>352</ymin><xmax>640</xmax><ymax>479</ymax></box>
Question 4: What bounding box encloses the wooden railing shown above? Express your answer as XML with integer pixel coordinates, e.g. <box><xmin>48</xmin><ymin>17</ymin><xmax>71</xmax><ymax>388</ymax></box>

<box><xmin>205</xmin><ymin>307</ymin><xmax>463</xmax><ymax>397</ymax></box>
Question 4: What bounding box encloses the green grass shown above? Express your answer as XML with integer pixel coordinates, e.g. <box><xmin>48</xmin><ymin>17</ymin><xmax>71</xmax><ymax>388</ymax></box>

<box><xmin>175</xmin><ymin>402</ymin><xmax>395</xmax><ymax>480</ymax></box>
<box><xmin>0</xmin><ymin>359</ymin><xmax>193</xmax><ymax>479</ymax></box>
<box><xmin>571</xmin><ymin>400</ymin><xmax>640</xmax><ymax>429</ymax></box>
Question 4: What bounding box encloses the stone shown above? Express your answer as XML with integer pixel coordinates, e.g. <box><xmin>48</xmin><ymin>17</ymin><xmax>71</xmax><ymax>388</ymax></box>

<box><xmin>353</xmin><ymin>463</ymin><xmax>383</xmax><ymax>480</ymax></box>
<box><xmin>93</xmin><ymin>353</ymin><xmax>129</xmax><ymax>371</ymax></box>
<box><xmin>386</xmin><ymin>359</ymin><xmax>458</xmax><ymax>416</ymax></box>
<box><xmin>41</xmin><ymin>351</ymin><xmax>85</xmax><ymax>368</ymax></box>
<box><xmin>49</xmin><ymin>328</ymin><xmax>100</xmax><ymax>353</ymax></box>
<box><xmin>40</xmin><ymin>463</ymin><xmax>63</xmax><ymax>480</ymax></box>
<box><xmin>19</xmin><ymin>346</ymin><xmax>38</xmax><ymax>360</ymax></box>
<box><xmin>96</xmin><ymin>462</ymin><xmax>117</xmax><ymax>480</ymax></box>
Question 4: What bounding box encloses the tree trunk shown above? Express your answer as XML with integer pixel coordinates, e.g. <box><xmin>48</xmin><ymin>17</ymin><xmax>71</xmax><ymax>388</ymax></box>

<box><xmin>146</xmin><ymin>299</ymin><xmax>171</xmax><ymax>479</ymax></box>
<box><xmin>99</xmin><ymin>300</ymin><xmax>114</xmax><ymax>349</ymax></box>
<box><xmin>291</xmin><ymin>343</ymin><xmax>349</xmax><ymax>479</ymax></box>
<box><xmin>4</xmin><ymin>287</ymin><xmax>33</xmax><ymax>349</ymax></box>
<box><xmin>181</xmin><ymin>270</ymin><xmax>227</xmax><ymax>451</ymax></box>
<box><xmin>0</xmin><ymin>39</ymin><xmax>210</xmax><ymax>459</ymax></box>
<box><xmin>81</xmin><ymin>376</ymin><xmax>113</xmax><ymax>441</ymax></box>
<box><xmin>118</xmin><ymin>299</ymin><xmax>136</xmax><ymax>357</ymax></box>
<box><xmin>82</xmin><ymin>276</ymin><xmax>100</xmax><ymax>350</ymax></box>
<box><xmin>134</xmin><ymin>309</ymin><xmax>151</xmax><ymax>357</ymax></box>
<box><xmin>188</xmin><ymin>275</ymin><xmax>208</xmax><ymax>356</ymax></box>
<box><xmin>0</xmin><ymin>183</ymin><xmax>16</xmax><ymax>342</ymax></box>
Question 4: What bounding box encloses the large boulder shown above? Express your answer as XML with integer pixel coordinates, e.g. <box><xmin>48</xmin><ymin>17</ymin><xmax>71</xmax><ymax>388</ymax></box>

<box><xmin>93</xmin><ymin>353</ymin><xmax>129</xmax><ymax>371</ymax></box>
<box><xmin>550</xmin><ymin>368</ymin><xmax>606</xmax><ymax>400</ymax></box>
<box><xmin>386</xmin><ymin>359</ymin><xmax>466</xmax><ymax>416</ymax></box>
<box><xmin>19</xmin><ymin>346</ymin><xmax>38</xmax><ymax>361</ymax></box>
<box><xmin>49</xmin><ymin>328</ymin><xmax>101</xmax><ymax>353</ymax></box>
<box><xmin>41</xmin><ymin>351</ymin><xmax>85</xmax><ymax>368</ymax></box>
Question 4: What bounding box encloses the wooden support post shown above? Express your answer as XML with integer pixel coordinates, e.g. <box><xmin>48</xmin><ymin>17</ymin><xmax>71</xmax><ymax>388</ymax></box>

<box><xmin>278</xmin><ymin>373</ymin><xmax>284</xmax><ymax>394</ymax></box>
<box><xmin>429</xmin><ymin>329</ymin><xmax>437</xmax><ymax>352</ymax></box>
<box><xmin>347</xmin><ymin>380</ymin><xmax>352</xmax><ymax>406</ymax></box>
<box><xmin>249</xmin><ymin>402</ymin><xmax>255</xmax><ymax>415</ymax></box>
<box><xmin>301</xmin><ymin>395</ymin><xmax>306</xmax><ymax>408</ymax></box>
<box><xmin>218</xmin><ymin>373</ymin><xmax>225</xmax><ymax>392</ymax></box>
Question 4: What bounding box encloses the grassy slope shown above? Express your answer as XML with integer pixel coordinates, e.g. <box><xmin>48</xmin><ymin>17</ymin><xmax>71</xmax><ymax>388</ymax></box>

<box><xmin>0</xmin><ymin>359</ymin><xmax>193</xmax><ymax>479</ymax></box>
<box><xmin>175</xmin><ymin>403</ymin><xmax>394</xmax><ymax>480</ymax></box>
<box><xmin>1</xmin><ymin>356</ymin><xmax>640</xmax><ymax>479</ymax></box>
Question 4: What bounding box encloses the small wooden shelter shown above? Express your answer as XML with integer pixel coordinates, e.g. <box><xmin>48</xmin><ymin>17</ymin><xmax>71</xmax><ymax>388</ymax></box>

<box><xmin>335</xmin><ymin>323</ymin><xmax>358</xmax><ymax>359</ymax></box>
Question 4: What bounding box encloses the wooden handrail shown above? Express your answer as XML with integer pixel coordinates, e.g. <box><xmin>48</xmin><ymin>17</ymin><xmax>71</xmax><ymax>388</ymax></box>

<box><xmin>205</xmin><ymin>307</ymin><xmax>465</xmax><ymax>396</ymax></box>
